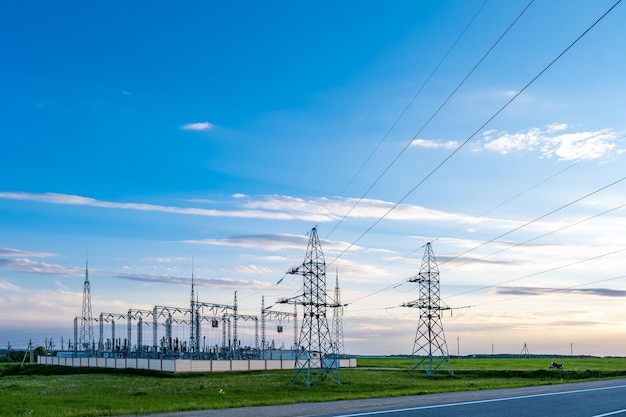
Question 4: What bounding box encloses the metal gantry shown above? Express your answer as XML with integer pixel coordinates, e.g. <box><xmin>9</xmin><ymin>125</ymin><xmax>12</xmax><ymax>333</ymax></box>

<box><xmin>71</xmin><ymin>268</ymin><xmax>271</xmax><ymax>360</ymax></box>
<box><xmin>402</xmin><ymin>243</ymin><xmax>453</xmax><ymax>376</ymax></box>
<box><xmin>261</xmin><ymin>295</ymin><xmax>298</xmax><ymax>354</ymax></box>
<box><xmin>281</xmin><ymin>227</ymin><xmax>341</xmax><ymax>386</ymax></box>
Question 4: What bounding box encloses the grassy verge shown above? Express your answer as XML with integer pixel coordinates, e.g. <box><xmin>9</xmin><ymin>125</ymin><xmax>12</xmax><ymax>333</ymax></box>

<box><xmin>1</xmin><ymin>357</ymin><xmax>625</xmax><ymax>417</ymax></box>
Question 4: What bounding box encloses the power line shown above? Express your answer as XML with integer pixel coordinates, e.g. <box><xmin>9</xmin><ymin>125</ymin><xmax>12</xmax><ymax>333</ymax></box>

<box><xmin>440</xmin><ymin>200</ymin><xmax>626</xmax><ymax>276</ymax></box>
<box><xmin>325</xmin><ymin>0</ymin><xmax>534</xmax><ymax>243</ymax></box>
<box><xmin>467</xmin><ymin>273</ymin><xmax>626</xmax><ymax>309</ymax></box>
<box><xmin>327</xmin><ymin>0</ymin><xmax>620</xmax><ymax>268</ymax></box>
<box><xmin>438</xmin><ymin>175</ymin><xmax>626</xmax><ymax>268</ymax></box>
<box><xmin>338</xmin><ymin>0</ymin><xmax>489</xmax><ymax>197</ymax></box>
<box><xmin>344</xmin><ymin>176</ymin><xmax>626</xmax><ymax>307</ymax></box>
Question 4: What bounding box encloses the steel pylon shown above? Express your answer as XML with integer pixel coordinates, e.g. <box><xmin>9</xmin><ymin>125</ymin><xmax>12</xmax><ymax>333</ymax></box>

<box><xmin>332</xmin><ymin>269</ymin><xmax>345</xmax><ymax>356</ymax></box>
<box><xmin>79</xmin><ymin>261</ymin><xmax>95</xmax><ymax>351</ymax></box>
<box><xmin>402</xmin><ymin>243</ymin><xmax>453</xmax><ymax>376</ymax></box>
<box><xmin>287</xmin><ymin>227</ymin><xmax>340</xmax><ymax>386</ymax></box>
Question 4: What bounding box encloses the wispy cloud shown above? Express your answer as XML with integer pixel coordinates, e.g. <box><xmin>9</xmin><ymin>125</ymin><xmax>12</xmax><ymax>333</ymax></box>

<box><xmin>0</xmin><ymin>280</ymin><xmax>23</xmax><ymax>292</ymax></box>
<box><xmin>141</xmin><ymin>257</ymin><xmax>187</xmax><ymax>263</ymax></box>
<box><xmin>411</xmin><ymin>139</ymin><xmax>459</xmax><ymax>149</ymax></box>
<box><xmin>0</xmin><ymin>248</ymin><xmax>56</xmax><ymax>258</ymax></box>
<box><xmin>0</xmin><ymin>192</ymin><xmax>514</xmax><ymax>227</ymax></box>
<box><xmin>495</xmin><ymin>286</ymin><xmax>626</xmax><ymax>297</ymax></box>
<box><xmin>234</xmin><ymin>265</ymin><xmax>273</xmax><ymax>274</ymax></box>
<box><xmin>478</xmin><ymin>124</ymin><xmax>619</xmax><ymax>161</ymax></box>
<box><xmin>184</xmin><ymin>233</ymin><xmax>312</xmax><ymax>251</ymax></box>
<box><xmin>112</xmin><ymin>271</ymin><xmax>270</xmax><ymax>290</ymax></box>
<box><xmin>183</xmin><ymin>233</ymin><xmax>367</xmax><ymax>254</ymax></box>
<box><xmin>0</xmin><ymin>192</ymin><xmax>335</xmax><ymax>222</ymax></box>
<box><xmin>182</xmin><ymin>122</ymin><xmax>213</xmax><ymax>131</ymax></box>
<box><xmin>0</xmin><ymin>257</ymin><xmax>82</xmax><ymax>277</ymax></box>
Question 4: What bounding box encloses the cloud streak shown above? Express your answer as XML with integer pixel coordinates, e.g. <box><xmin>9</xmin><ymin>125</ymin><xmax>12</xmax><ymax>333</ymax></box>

<box><xmin>0</xmin><ymin>257</ymin><xmax>82</xmax><ymax>277</ymax></box>
<box><xmin>0</xmin><ymin>192</ymin><xmax>515</xmax><ymax>227</ymax></box>
<box><xmin>112</xmin><ymin>271</ymin><xmax>271</xmax><ymax>290</ymax></box>
<box><xmin>182</xmin><ymin>122</ymin><xmax>213</xmax><ymax>131</ymax></box>
<box><xmin>0</xmin><ymin>248</ymin><xmax>55</xmax><ymax>258</ymax></box>
<box><xmin>495</xmin><ymin>286</ymin><xmax>626</xmax><ymax>297</ymax></box>
<box><xmin>411</xmin><ymin>139</ymin><xmax>460</xmax><ymax>149</ymax></box>
<box><xmin>183</xmin><ymin>233</ymin><xmax>367</xmax><ymax>254</ymax></box>
<box><xmin>478</xmin><ymin>124</ymin><xmax>619</xmax><ymax>161</ymax></box>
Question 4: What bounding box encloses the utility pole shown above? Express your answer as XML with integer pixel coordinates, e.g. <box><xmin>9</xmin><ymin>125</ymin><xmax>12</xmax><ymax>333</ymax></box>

<box><xmin>521</xmin><ymin>342</ymin><xmax>529</xmax><ymax>358</ymax></box>
<box><xmin>457</xmin><ymin>336</ymin><xmax>460</xmax><ymax>358</ymax></box>
<box><xmin>21</xmin><ymin>339</ymin><xmax>33</xmax><ymax>367</ymax></box>
<box><xmin>402</xmin><ymin>243</ymin><xmax>453</xmax><ymax>376</ymax></box>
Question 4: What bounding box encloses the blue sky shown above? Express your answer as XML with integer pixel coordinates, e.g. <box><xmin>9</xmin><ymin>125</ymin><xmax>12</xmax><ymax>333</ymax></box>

<box><xmin>1</xmin><ymin>0</ymin><xmax>625</xmax><ymax>356</ymax></box>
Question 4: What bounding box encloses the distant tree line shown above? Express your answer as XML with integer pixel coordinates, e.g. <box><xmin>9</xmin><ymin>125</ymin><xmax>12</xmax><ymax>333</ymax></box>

<box><xmin>0</xmin><ymin>346</ymin><xmax>46</xmax><ymax>363</ymax></box>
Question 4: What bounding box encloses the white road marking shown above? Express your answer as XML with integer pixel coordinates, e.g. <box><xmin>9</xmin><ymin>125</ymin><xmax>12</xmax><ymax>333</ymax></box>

<box><xmin>333</xmin><ymin>384</ymin><xmax>626</xmax><ymax>417</ymax></box>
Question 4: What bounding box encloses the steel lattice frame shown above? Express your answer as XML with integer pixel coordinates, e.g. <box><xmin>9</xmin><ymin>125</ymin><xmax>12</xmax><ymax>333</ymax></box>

<box><xmin>402</xmin><ymin>243</ymin><xmax>453</xmax><ymax>376</ymax></box>
<box><xmin>288</xmin><ymin>227</ymin><xmax>340</xmax><ymax>386</ymax></box>
<box><xmin>332</xmin><ymin>271</ymin><xmax>345</xmax><ymax>356</ymax></box>
<box><xmin>79</xmin><ymin>262</ymin><xmax>95</xmax><ymax>351</ymax></box>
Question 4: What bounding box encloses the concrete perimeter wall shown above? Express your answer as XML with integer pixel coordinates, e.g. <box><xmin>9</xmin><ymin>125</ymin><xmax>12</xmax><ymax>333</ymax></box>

<box><xmin>38</xmin><ymin>356</ymin><xmax>357</xmax><ymax>373</ymax></box>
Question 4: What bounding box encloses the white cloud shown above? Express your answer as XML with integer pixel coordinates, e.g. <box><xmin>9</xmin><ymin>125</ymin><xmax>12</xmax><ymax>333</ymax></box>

<box><xmin>234</xmin><ymin>264</ymin><xmax>273</xmax><ymax>274</ymax></box>
<box><xmin>479</xmin><ymin>124</ymin><xmax>619</xmax><ymax>161</ymax></box>
<box><xmin>0</xmin><ymin>248</ymin><xmax>55</xmax><ymax>258</ymax></box>
<box><xmin>0</xmin><ymin>280</ymin><xmax>23</xmax><ymax>292</ymax></box>
<box><xmin>0</xmin><ymin>256</ymin><xmax>82</xmax><ymax>277</ymax></box>
<box><xmin>141</xmin><ymin>257</ymin><xmax>187</xmax><ymax>263</ymax></box>
<box><xmin>411</xmin><ymin>138</ymin><xmax>459</xmax><ymax>149</ymax></box>
<box><xmin>0</xmin><ymin>191</ymin><xmax>506</xmax><ymax>225</ymax></box>
<box><xmin>182</xmin><ymin>122</ymin><xmax>213</xmax><ymax>131</ymax></box>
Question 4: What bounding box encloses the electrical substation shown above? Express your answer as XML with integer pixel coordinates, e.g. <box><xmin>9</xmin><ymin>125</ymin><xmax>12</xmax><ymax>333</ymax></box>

<box><xmin>70</xmin><ymin>271</ymin><xmax>302</xmax><ymax>362</ymax></box>
<box><xmin>42</xmin><ymin>227</ymin><xmax>355</xmax><ymax>379</ymax></box>
<box><xmin>39</xmin><ymin>230</ymin><xmax>458</xmax><ymax>381</ymax></box>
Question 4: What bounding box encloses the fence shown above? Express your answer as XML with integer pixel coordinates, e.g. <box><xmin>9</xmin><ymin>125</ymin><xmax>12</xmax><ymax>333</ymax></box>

<box><xmin>37</xmin><ymin>355</ymin><xmax>357</xmax><ymax>373</ymax></box>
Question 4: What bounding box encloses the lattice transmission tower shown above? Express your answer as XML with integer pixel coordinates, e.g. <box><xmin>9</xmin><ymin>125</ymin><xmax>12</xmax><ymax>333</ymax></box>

<box><xmin>79</xmin><ymin>260</ymin><xmax>95</xmax><ymax>351</ymax></box>
<box><xmin>332</xmin><ymin>269</ymin><xmax>345</xmax><ymax>356</ymax></box>
<box><xmin>281</xmin><ymin>227</ymin><xmax>340</xmax><ymax>386</ymax></box>
<box><xmin>401</xmin><ymin>243</ymin><xmax>453</xmax><ymax>376</ymax></box>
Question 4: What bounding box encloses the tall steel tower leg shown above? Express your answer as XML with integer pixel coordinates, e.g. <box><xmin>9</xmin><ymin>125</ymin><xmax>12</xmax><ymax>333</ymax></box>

<box><xmin>402</xmin><ymin>243</ymin><xmax>453</xmax><ymax>376</ymax></box>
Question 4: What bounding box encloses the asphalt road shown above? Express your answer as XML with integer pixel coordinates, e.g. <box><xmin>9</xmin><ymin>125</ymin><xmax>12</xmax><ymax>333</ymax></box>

<box><xmin>114</xmin><ymin>378</ymin><xmax>626</xmax><ymax>417</ymax></box>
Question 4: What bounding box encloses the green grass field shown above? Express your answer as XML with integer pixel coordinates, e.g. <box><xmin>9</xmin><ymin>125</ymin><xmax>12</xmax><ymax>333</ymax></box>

<box><xmin>1</xmin><ymin>357</ymin><xmax>625</xmax><ymax>417</ymax></box>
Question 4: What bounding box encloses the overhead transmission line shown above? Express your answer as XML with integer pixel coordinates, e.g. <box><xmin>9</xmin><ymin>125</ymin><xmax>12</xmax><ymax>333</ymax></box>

<box><xmin>399</xmin><ymin>134</ymin><xmax>626</xmax><ymax>263</ymax></box>
<box><xmin>338</xmin><ymin>0</ymin><xmax>489</xmax><ymax>197</ymax></box>
<box><xmin>437</xmin><ymin>175</ymin><xmax>626</xmax><ymax>268</ymax></box>
<box><xmin>326</xmin><ymin>0</ymin><xmax>620</xmax><ymax>270</ymax></box>
<box><xmin>341</xmin><ymin>0</ymin><xmax>623</xmax><ymax>305</ymax></box>
<box><xmin>466</xmin><ymin>273</ymin><xmax>626</xmax><ymax>309</ymax></box>
<box><xmin>324</xmin><ymin>0</ymin><xmax>535</xmax><ymax>244</ymax></box>
<box><xmin>346</xmin><ymin>174</ymin><xmax>626</xmax><ymax>306</ymax></box>
<box><xmin>439</xmin><ymin>199</ymin><xmax>626</xmax><ymax>276</ymax></box>
<box><xmin>444</xmin><ymin>246</ymin><xmax>626</xmax><ymax>302</ymax></box>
